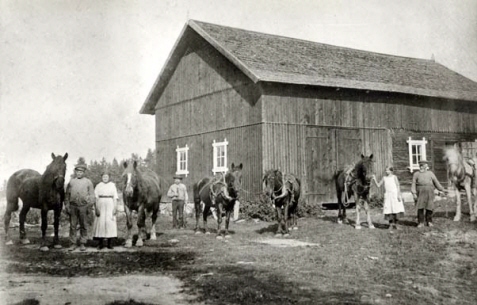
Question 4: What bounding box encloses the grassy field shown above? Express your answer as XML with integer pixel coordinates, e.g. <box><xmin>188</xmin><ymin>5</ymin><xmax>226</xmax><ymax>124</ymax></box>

<box><xmin>1</xmin><ymin>199</ymin><xmax>477</xmax><ymax>305</ymax></box>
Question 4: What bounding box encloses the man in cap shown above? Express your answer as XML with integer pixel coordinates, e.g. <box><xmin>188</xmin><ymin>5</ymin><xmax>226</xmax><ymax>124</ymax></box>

<box><xmin>167</xmin><ymin>175</ymin><xmax>188</xmax><ymax>229</ymax></box>
<box><xmin>64</xmin><ymin>157</ymin><xmax>95</xmax><ymax>251</ymax></box>
<box><xmin>411</xmin><ymin>159</ymin><xmax>447</xmax><ymax>228</ymax></box>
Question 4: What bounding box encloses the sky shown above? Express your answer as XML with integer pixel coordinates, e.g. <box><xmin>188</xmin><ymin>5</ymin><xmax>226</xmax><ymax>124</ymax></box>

<box><xmin>1</xmin><ymin>0</ymin><xmax>476</xmax><ymax>184</ymax></box>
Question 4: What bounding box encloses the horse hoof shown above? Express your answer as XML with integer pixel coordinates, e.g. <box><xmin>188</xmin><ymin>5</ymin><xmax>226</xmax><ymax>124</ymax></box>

<box><xmin>284</xmin><ymin>233</ymin><xmax>290</xmax><ymax>237</ymax></box>
<box><xmin>53</xmin><ymin>244</ymin><xmax>63</xmax><ymax>249</ymax></box>
<box><xmin>150</xmin><ymin>234</ymin><xmax>157</xmax><ymax>241</ymax></box>
<box><xmin>124</xmin><ymin>240</ymin><xmax>133</xmax><ymax>248</ymax></box>
<box><xmin>40</xmin><ymin>246</ymin><xmax>49</xmax><ymax>252</ymax></box>
<box><xmin>195</xmin><ymin>231</ymin><xmax>203</xmax><ymax>235</ymax></box>
<box><xmin>205</xmin><ymin>232</ymin><xmax>211</xmax><ymax>235</ymax></box>
<box><xmin>5</xmin><ymin>240</ymin><xmax>13</xmax><ymax>246</ymax></box>
<box><xmin>369</xmin><ymin>225</ymin><xmax>375</xmax><ymax>229</ymax></box>
<box><xmin>274</xmin><ymin>233</ymin><xmax>282</xmax><ymax>237</ymax></box>
<box><xmin>293</xmin><ymin>226</ymin><xmax>298</xmax><ymax>230</ymax></box>
<box><xmin>453</xmin><ymin>216</ymin><xmax>461</xmax><ymax>222</ymax></box>
<box><xmin>355</xmin><ymin>226</ymin><xmax>362</xmax><ymax>230</ymax></box>
<box><xmin>216</xmin><ymin>235</ymin><xmax>223</xmax><ymax>240</ymax></box>
<box><xmin>337</xmin><ymin>219</ymin><xmax>343</xmax><ymax>224</ymax></box>
<box><xmin>225</xmin><ymin>235</ymin><xmax>231</xmax><ymax>239</ymax></box>
<box><xmin>136</xmin><ymin>239</ymin><xmax>144</xmax><ymax>247</ymax></box>
<box><xmin>20</xmin><ymin>239</ymin><xmax>30</xmax><ymax>245</ymax></box>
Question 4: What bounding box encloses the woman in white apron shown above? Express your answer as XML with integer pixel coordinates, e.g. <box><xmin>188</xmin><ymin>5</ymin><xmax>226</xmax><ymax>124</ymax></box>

<box><xmin>93</xmin><ymin>171</ymin><xmax>118</xmax><ymax>249</ymax></box>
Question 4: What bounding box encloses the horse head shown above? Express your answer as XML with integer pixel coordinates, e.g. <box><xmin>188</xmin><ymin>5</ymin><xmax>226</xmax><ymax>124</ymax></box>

<box><xmin>444</xmin><ymin>146</ymin><xmax>470</xmax><ymax>183</ymax></box>
<box><xmin>356</xmin><ymin>154</ymin><xmax>374</xmax><ymax>185</ymax></box>
<box><xmin>46</xmin><ymin>153</ymin><xmax>68</xmax><ymax>191</ymax></box>
<box><xmin>122</xmin><ymin>160</ymin><xmax>139</xmax><ymax>198</ymax></box>
<box><xmin>225</xmin><ymin>163</ymin><xmax>243</xmax><ymax>199</ymax></box>
<box><xmin>262</xmin><ymin>169</ymin><xmax>283</xmax><ymax>198</ymax></box>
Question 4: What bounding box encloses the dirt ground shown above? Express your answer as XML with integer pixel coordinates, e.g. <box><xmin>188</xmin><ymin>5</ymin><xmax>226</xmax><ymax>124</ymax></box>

<box><xmin>1</xmin><ymin>199</ymin><xmax>477</xmax><ymax>305</ymax></box>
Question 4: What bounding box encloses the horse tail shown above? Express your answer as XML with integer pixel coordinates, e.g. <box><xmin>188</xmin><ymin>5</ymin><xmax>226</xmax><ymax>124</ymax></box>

<box><xmin>6</xmin><ymin>175</ymin><xmax>21</xmax><ymax>212</ymax></box>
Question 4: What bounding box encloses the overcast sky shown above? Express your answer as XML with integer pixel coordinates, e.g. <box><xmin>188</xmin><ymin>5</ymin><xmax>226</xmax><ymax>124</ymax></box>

<box><xmin>1</xmin><ymin>0</ymin><xmax>476</xmax><ymax>184</ymax></box>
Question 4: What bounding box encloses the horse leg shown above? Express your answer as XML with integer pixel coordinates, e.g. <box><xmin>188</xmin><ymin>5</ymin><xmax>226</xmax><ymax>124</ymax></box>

<box><xmin>39</xmin><ymin>209</ymin><xmax>50</xmax><ymax>251</ymax></box>
<box><xmin>150</xmin><ymin>207</ymin><xmax>158</xmax><ymax>240</ymax></box>
<box><xmin>124</xmin><ymin>205</ymin><xmax>133</xmax><ymax>248</ymax></box>
<box><xmin>136</xmin><ymin>205</ymin><xmax>146</xmax><ymax>247</ymax></box>
<box><xmin>53</xmin><ymin>206</ymin><xmax>62</xmax><ymax>249</ymax></box>
<box><xmin>354</xmin><ymin>196</ymin><xmax>362</xmax><ymax>230</ymax></box>
<box><xmin>337</xmin><ymin>191</ymin><xmax>343</xmax><ymax>224</ymax></box>
<box><xmin>224</xmin><ymin>208</ymin><xmax>232</xmax><ymax>238</ymax></box>
<box><xmin>4</xmin><ymin>204</ymin><xmax>17</xmax><ymax>245</ymax></box>
<box><xmin>216</xmin><ymin>203</ymin><xmax>224</xmax><ymax>239</ymax></box>
<box><xmin>464</xmin><ymin>183</ymin><xmax>475</xmax><ymax>222</ymax></box>
<box><xmin>275</xmin><ymin>206</ymin><xmax>283</xmax><ymax>236</ymax></box>
<box><xmin>454</xmin><ymin>188</ymin><xmax>462</xmax><ymax>221</ymax></box>
<box><xmin>363</xmin><ymin>200</ymin><xmax>375</xmax><ymax>229</ymax></box>
<box><xmin>19</xmin><ymin>205</ymin><xmax>31</xmax><ymax>244</ymax></box>
<box><xmin>203</xmin><ymin>205</ymin><xmax>210</xmax><ymax>235</ymax></box>
<box><xmin>283</xmin><ymin>202</ymin><xmax>290</xmax><ymax>236</ymax></box>
<box><xmin>194</xmin><ymin>200</ymin><xmax>202</xmax><ymax>233</ymax></box>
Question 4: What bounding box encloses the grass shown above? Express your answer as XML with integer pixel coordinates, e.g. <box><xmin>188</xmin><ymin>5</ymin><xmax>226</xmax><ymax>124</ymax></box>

<box><xmin>1</xmin><ymin>199</ymin><xmax>477</xmax><ymax>305</ymax></box>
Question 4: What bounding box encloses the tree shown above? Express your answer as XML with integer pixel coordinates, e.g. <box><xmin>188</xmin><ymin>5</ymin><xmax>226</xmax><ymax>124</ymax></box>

<box><xmin>144</xmin><ymin>148</ymin><xmax>156</xmax><ymax>171</ymax></box>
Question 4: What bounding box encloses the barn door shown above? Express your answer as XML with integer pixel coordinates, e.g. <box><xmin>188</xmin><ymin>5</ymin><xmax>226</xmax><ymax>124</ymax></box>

<box><xmin>306</xmin><ymin>128</ymin><xmax>335</xmax><ymax>204</ymax></box>
<box><xmin>335</xmin><ymin>129</ymin><xmax>362</xmax><ymax>171</ymax></box>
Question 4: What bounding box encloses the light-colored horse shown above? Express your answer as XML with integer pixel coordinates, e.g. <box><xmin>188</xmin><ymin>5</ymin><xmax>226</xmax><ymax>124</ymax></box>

<box><xmin>443</xmin><ymin>146</ymin><xmax>477</xmax><ymax>222</ymax></box>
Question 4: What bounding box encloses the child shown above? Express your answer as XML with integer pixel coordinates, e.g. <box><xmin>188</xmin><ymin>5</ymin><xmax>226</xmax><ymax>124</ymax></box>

<box><xmin>372</xmin><ymin>166</ymin><xmax>405</xmax><ymax>230</ymax></box>
<box><xmin>411</xmin><ymin>159</ymin><xmax>446</xmax><ymax>228</ymax></box>
<box><xmin>167</xmin><ymin>175</ymin><xmax>188</xmax><ymax>229</ymax></box>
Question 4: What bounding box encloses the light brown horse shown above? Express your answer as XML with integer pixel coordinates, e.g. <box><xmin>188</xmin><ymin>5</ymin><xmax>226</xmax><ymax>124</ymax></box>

<box><xmin>121</xmin><ymin>160</ymin><xmax>165</xmax><ymax>247</ymax></box>
<box><xmin>443</xmin><ymin>146</ymin><xmax>477</xmax><ymax>222</ymax></box>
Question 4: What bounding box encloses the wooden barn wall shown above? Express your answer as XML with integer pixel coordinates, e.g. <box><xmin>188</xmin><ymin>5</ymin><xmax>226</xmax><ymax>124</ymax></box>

<box><xmin>392</xmin><ymin>130</ymin><xmax>477</xmax><ymax>191</ymax></box>
<box><xmin>156</xmin><ymin>124</ymin><xmax>263</xmax><ymax>202</ymax></box>
<box><xmin>155</xmin><ymin>38</ymin><xmax>261</xmax><ymax>142</ymax></box>
<box><xmin>260</xmin><ymin>84</ymin><xmax>477</xmax><ymax>133</ymax></box>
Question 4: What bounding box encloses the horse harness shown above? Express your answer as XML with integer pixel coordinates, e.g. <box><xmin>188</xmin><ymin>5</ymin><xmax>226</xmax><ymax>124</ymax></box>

<box><xmin>271</xmin><ymin>173</ymin><xmax>297</xmax><ymax>209</ymax></box>
<box><xmin>343</xmin><ymin>167</ymin><xmax>370</xmax><ymax>207</ymax></box>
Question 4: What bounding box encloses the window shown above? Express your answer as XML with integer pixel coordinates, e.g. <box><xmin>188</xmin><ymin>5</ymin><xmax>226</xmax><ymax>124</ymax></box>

<box><xmin>175</xmin><ymin>145</ymin><xmax>189</xmax><ymax>176</ymax></box>
<box><xmin>407</xmin><ymin>137</ymin><xmax>427</xmax><ymax>172</ymax></box>
<box><xmin>212</xmin><ymin>139</ymin><xmax>228</xmax><ymax>174</ymax></box>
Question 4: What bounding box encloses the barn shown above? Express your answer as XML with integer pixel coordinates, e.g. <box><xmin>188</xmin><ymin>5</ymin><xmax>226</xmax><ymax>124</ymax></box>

<box><xmin>140</xmin><ymin>20</ymin><xmax>477</xmax><ymax>204</ymax></box>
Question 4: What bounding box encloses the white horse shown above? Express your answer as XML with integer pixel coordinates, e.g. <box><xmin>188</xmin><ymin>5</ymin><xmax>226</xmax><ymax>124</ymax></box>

<box><xmin>443</xmin><ymin>147</ymin><xmax>477</xmax><ymax>222</ymax></box>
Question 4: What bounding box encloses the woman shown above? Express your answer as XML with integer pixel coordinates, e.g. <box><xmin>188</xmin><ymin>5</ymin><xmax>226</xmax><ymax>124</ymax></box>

<box><xmin>93</xmin><ymin>170</ymin><xmax>118</xmax><ymax>249</ymax></box>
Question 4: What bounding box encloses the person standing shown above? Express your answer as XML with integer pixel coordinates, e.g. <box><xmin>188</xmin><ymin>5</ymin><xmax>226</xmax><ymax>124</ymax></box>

<box><xmin>411</xmin><ymin>159</ymin><xmax>447</xmax><ymax>228</ymax></box>
<box><xmin>167</xmin><ymin>175</ymin><xmax>188</xmax><ymax>229</ymax></box>
<box><xmin>64</xmin><ymin>158</ymin><xmax>95</xmax><ymax>251</ymax></box>
<box><xmin>93</xmin><ymin>171</ymin><xmax>118</xmax><ymax>250</ymax></box>
<box><xmin>372</xmin><ymin>166</ymin><xmax>405</xmax><ymax>230</ymax></box>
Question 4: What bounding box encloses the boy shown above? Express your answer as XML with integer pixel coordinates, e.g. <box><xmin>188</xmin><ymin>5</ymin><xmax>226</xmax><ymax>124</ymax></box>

<box><xmin>167</xmin><ymin>175</ymin><xmax>188</xmax><ymax>229</ymax></box>
<box><xmin>64</xmin><ymin>159</ymin><xmax>95</xmax><ymax>251</ymax></box>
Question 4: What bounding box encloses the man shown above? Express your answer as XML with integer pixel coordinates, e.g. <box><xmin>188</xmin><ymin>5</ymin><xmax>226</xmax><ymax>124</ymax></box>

<box><xmin>411</xmin><ymin>159</ymin><xmax>446</xmax><ymax>228</ymax></box>
<box><xmin>64</xmin><ymin>158</ymin><xmax>95</xmax><ymax>251</ymax></box>
<box><xmin>167</xmin><ymin>175</ymin><xmax>188</xmax><ymax>229</ymax></box>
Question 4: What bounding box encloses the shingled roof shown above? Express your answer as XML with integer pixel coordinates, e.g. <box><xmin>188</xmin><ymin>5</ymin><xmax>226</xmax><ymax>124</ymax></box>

<box><xmin>141</xmin><ymin>20</ymin><xmax>477</xmax><ymax>114</ymax></box>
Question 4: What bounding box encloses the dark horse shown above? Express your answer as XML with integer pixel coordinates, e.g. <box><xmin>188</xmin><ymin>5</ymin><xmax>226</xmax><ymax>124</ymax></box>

<box><xmin>193</xmin><ymin>163</ymin><xmax>243</xmax><ymax>239</ymax></box>
<box><xmin>4</xmin><ymin>153</ymin><xmax>68</xmax><ymax>251</ymax></box>
<box><xmin>262</xmin><ymin>170</ymin><xmax>301</xmax><ymax>236</ymax></box>
<box><xmin>122</xmin><ymin>160</ymin><xmax>165</xmax><ymax>247</ymax></box>
<box><xmin>335</xmin><ymin>154</ymin><xmax>375</xmax><ymax>229</ymax></box>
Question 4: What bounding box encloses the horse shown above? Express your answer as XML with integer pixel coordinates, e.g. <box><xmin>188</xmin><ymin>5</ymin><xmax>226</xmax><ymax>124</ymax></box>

<box><xmin>4</xmin><ymin>153</ymin><xmax>68</xmax><ymax>251</ymax></box>
<box><xmin>443</xmin><ymin>146</ymin><xmax>477</xmax><ymax>222</ymax></box>
<box><xmin>262</xmin><ymin>170</ymin><xmax>301</xmax><ymax>236</ymax></box>
<box><xmin>335</xmin><ymin>154</ymin><xmax>375</xmax><ymax>229</ymax></box>
<box><xmin>121</xmin><ymin>160</ymin><xmax>165</xmax><ymax>247</ymax></box>
<box><xmin>193</xmin><ymin>163</ymin><xmax>243</xmax><ymax>239</ymax></box>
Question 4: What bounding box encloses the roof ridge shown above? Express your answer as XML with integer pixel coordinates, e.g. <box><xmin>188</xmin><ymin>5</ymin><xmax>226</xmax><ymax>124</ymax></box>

<box><xmin>188</xmin><ymin>19</ymin><xmax>437</xmax><ymax>64</ymax></box>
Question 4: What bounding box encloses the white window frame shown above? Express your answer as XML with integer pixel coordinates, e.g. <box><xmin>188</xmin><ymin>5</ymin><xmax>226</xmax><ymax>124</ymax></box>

<box><xmin>212</xmin><ymin>139</ymin><xmax>228</xmax><ymax>175</ymax></box>
<box><xmin>175</xmin><ymin>145</ymin><xmax>189</xmax><ymax>176</ymax></box>
<box><xmin>407</xmin><ymin>137</ymin><xmax>427</xmax><ymax>172</ymax></box>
